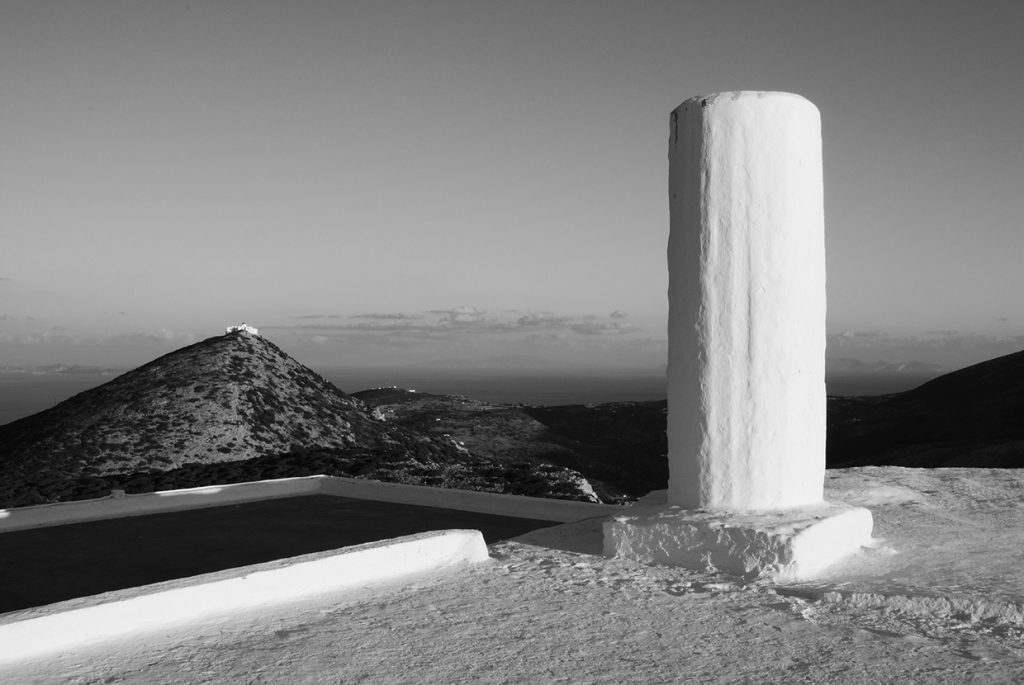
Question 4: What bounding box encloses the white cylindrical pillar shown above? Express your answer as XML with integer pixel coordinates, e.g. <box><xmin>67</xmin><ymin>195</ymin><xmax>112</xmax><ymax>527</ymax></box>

<box><xmin>667</xmin><ymin>91</ymin><xmax>826</xmax><ymax>510</ymax></box>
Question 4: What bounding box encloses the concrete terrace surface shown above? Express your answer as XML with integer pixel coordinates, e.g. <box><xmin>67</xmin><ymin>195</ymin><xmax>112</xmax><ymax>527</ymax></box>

<box><xmin>0</xmin><ymin>494</ymin><xmax>558</xmax><ymax>614</ymax></box>
<box><xmin>2</xmin><ymin>467</ymin><xmax>1023</xmax><ymax>683</ymax></box>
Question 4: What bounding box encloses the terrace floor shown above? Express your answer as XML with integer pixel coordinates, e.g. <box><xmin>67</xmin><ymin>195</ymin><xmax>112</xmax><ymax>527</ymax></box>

<box><xmin>0</xmin><ymin>494</ymin><xmax>558</xmax><ymax>613</ymax></box>
<box><xmin>2</xmin><ymin>469</ymin><xmax>1024</xmax><ymax>682</ymax></box>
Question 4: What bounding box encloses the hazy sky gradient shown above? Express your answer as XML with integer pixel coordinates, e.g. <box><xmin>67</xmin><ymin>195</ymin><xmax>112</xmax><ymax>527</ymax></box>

<box><xmin>2</xmin><ymin>1</ymin><xmax>1022</xmax><ymax>369</ymax></box>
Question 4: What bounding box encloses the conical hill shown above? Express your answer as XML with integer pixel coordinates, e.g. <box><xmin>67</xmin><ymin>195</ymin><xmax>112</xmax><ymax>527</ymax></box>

<box><xmin>0</xmin><ymin>331</ymin><xmax>389</xmax><ymax>479</ymax></box>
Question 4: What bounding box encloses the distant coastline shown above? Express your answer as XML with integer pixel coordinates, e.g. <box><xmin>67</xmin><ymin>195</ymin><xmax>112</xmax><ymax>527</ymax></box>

<box><xmin>0</xmin><ymin>368</ymin><xmax>941</xmax><ymax>427</ymax></box>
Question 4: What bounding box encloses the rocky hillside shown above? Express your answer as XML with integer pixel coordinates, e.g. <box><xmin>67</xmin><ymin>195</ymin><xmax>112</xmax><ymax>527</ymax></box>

<box><xmin>4</xmin><ymin>333</ymin><xmax>1019</xmax><ymax>509</ymax></box>
<box><xmin>352</xmin><ymin>388</ymin><xmax>667</xmax><ymax>503</ymax></box>
<box><xmin>0</xmin><ymin>332</ymin><xmax>602</xmax><ymax>507</ymax></box>
<box><xmin>0</xmin><ymin>331</ymin><xmax>388</xmax><ymax>476</ymax></box>
<box><xmin>357</xmin><ymin>347</ymin><xmax>1024</xmax><ymax>482</ymax></box>
<box><xmin>828</xmin><ymin>348</ymin><xmax>1024</xmax><ymax>467</ymax></box>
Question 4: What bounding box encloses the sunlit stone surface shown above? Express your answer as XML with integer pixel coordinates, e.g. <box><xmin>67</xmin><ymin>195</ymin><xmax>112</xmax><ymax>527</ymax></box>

<box><xmin>668</xmin><ymin>91</ymin><xmax>825</xmax><ymax>510</ymax></box>
<box><xmin>604</xmin><ymin>492</ymin><xmax>874</xmax><ymax>581</ymax></box>
<box><xmin>605</xmin><ymin>92</ymin><xmax>872</xmax><ymax>580</ymax></box>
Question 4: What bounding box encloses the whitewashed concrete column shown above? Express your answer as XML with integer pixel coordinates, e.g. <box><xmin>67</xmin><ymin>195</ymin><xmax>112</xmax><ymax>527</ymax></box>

<box><xmin>604</xmin><ymin>92</ymin><xmax>872</xmax><ymax>581</ymax></box>
<box><xmin>667</xmin><ymin>91</ymin><xmax>825</xmax><ymax>510</ymax></box>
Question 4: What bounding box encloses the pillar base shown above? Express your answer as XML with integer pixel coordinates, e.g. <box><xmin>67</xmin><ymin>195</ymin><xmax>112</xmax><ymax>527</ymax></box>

<box><xmin>603</xmin><ymin>497</ymin><xmax>872</xmax><ymax>582</ymax></box>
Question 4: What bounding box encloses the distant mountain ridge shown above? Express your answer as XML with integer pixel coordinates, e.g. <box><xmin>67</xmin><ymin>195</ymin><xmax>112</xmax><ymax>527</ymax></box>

<box><xmin>0</xmin><ymin>364</ymin><xmax>126</xmax><ymax>376</ymax></box>
<box><xmin>1</xmin><ymin>356</ymin><xmax>947</xmax><ymax>377</ymax></box>
<box><xmin>413</xmin><ymin>354</ymin><xmax>599</xmax><ymax>371</ymax></box>
<box><xmin>826</xmin><ymin>358</ymin><xmax>946</xmax><ymax>374</ymax></box>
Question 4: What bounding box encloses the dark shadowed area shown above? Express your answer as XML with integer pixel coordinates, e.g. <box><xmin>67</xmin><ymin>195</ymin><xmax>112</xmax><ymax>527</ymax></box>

<box><xmin>0</xmin><ymin>495</ymin><xmax>558</xmax><ymax>613</ymax></box>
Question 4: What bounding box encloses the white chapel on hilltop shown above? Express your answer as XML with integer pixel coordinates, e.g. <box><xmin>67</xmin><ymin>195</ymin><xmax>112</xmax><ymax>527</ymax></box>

<box><xmin>225</xmin><ymin>322</ymin><xmax>259</xmax><ymax>336</ymax></box>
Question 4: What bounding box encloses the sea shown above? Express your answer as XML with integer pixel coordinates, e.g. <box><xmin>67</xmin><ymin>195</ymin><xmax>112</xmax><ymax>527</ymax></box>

<box><xmin>0</xmin><ymin>368</ymin><xmax>940</xmax><ymax>427</ymax></box>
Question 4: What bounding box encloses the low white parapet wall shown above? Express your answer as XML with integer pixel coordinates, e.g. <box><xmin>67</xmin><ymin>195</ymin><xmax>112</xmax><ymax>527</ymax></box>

<box><xmin>0</xmin><ymin>475</ymin><xmax>623</xmax><ymax>534</ymax></box>
<box><xmin>319</xmin><ymin>476</ymin><xmax>622</xmax><ymax>522</ymax></box>
<box><xmin>0</xmin><ymin>476</ymin><xmax>325</xmax><ymax>533</ymax></box>
<box><xmin>0</xmin><ymin>529</ymin><xmax>489</xmax><ymax>665</ymax></box>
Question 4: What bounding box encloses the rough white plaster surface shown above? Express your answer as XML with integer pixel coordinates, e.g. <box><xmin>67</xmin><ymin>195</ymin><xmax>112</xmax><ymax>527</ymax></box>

<box><xmin>0</xmin><ymin>529</ymin><xmax>488</xmax><ymax>664</ymax></box>
<box><xmin>0</xmin><ymin>476</ymin><xmax>323</xmax><ymax>533</ymax></box>
<box><xmin>604</xmin><ymin>501</ymin><xmax>873</xmax><ymax>582</ymax></box>
<box><xmin>667</xmin><ymin>91</ymin><xmax>826</xmax><ymax>510</ymax></box>
<box><xmin>0</xmin><ymin>476</ymin><xmax>621</xmax><ymax>535</ymax></box>
<box><xmin>320</xmin><ymin>476</ymin><xmax>621</xmax><ymax>522</ymax></box>
<box><xmin>2</xmin><ymin>469</ymin><xmax>1020</xmax><ymax>683</ymax></box>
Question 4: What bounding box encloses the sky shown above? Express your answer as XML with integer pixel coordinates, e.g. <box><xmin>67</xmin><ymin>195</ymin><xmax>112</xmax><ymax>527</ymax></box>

<box><xmin>2</xmin><ymin>0</ymin><xmax>1022</xmax><ymax>371</ymax></box>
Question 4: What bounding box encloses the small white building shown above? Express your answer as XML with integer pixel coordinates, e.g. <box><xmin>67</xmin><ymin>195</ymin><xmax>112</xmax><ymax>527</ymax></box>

<box><xmin>225</xmin><ymin>322</ymin><xmax>259</xmax><ymax>336</ymax></box>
